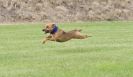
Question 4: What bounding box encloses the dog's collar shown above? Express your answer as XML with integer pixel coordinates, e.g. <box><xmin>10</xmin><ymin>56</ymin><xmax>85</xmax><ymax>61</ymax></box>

<box><xmin>50</xmin><ymin>24</ymin><xmax>58</xmax><ymax>34</ymax></box>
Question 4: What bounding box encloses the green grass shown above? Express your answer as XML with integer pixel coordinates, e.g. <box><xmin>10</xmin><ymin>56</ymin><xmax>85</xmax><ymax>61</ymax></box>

<box><xmin>0</xmin><ymin>21</ymin><xmax>133</xmax><ymax>77</ymax></box>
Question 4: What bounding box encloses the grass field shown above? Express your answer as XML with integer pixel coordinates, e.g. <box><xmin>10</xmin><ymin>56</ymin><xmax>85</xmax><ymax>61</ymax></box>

<box><xmin>0</xmin><ymin>21</ymin><xmax>133</xmax><ymax>77</ymax></box>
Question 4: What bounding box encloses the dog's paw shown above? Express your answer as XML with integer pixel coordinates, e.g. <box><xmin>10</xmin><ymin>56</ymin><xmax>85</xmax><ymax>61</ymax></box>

<box><xmin>42</xmin><ymin>41</ymin><xmax>46</xmax><ymax>44</ymax></box>
<box><xmin>86</xmin><ymin>35</ymin><xmax>92</xmax><ymax>38</ymax></box>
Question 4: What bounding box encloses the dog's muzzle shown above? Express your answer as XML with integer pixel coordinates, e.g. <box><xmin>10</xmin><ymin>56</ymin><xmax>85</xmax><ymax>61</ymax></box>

<box><xmin>42</xmin><ymin>29</ymin><xmax>50</xmax><ymax>34</ymax></box>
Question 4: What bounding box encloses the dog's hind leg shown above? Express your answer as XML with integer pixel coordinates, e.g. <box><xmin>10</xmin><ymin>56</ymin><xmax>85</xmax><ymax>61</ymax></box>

<box><xmin>75</xmin><ymin>35</ymin><xmax>88</xmax><ymax>39</ymax></box>
<box><xmin>73</xmin><ymin>31</ymin><xmax>89</xmax><ymax>39</ymax></box>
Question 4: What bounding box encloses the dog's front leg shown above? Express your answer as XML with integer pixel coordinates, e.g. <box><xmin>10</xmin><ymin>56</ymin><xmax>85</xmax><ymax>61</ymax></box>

<box><xmin>42</xmin><ymin>39</ymin><xmax>48</xmax><ymax>44</ymax></box>
<box><xmin>51</xmin><ymin>35</ymin><xmax>57</xmax><ymax>42</ymax></box>
<box><xmin>42</xmin><ymin>36</ymin><xmax>56</xmax><ymax>44</ymax></box>
<box><xmin>42</xmin><ymin>35</ymin><xmax>52</xmax><ymax>44</ymax></box>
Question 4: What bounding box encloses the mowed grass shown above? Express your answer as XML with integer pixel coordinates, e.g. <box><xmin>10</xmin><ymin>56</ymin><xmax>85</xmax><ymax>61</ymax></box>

<box><xmin>0</xmin><ymin>21</ymin><xmax>133</xmax><ymax>77</ymax></box>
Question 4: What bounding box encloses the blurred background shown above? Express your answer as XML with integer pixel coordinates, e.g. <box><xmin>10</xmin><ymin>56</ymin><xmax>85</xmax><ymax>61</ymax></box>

<box><xmin>0</xmin><ymin>0</ymin><xmax>133</xmax><ymax>23</ymax></box>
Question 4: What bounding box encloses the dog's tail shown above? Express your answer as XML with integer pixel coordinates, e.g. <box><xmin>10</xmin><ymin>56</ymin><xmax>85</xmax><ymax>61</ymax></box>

<box><xmin>76</xmin><ymin>29</ymin><xmax>82</xmax><ymax>32</ymax></box>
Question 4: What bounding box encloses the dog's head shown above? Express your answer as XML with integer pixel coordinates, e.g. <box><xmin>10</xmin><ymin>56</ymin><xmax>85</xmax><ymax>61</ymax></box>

<box><xmin>42</xmin><ymin>23</ymin><xmax>58</xmax><ymax>34</ymax></box>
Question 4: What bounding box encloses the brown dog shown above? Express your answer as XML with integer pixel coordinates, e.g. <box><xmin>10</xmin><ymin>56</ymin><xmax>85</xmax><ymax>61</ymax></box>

<box><xmin>42</xmin><ymin>23</ymin><xmax>89</xmax><ymax>44</ymax></box>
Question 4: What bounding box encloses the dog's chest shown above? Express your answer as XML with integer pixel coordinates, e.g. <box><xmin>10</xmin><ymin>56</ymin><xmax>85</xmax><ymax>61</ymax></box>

<box><xmin>53</xmin><ymin>32</ymin><xmax>68</xmax><ymax>42</ymax></box>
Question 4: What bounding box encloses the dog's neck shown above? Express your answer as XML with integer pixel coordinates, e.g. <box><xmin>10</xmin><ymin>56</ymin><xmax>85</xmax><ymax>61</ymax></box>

<box><xmin>50</xmin><ymin>25</ymin><xmax>58</xmax><ymax>34</ymax></box>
